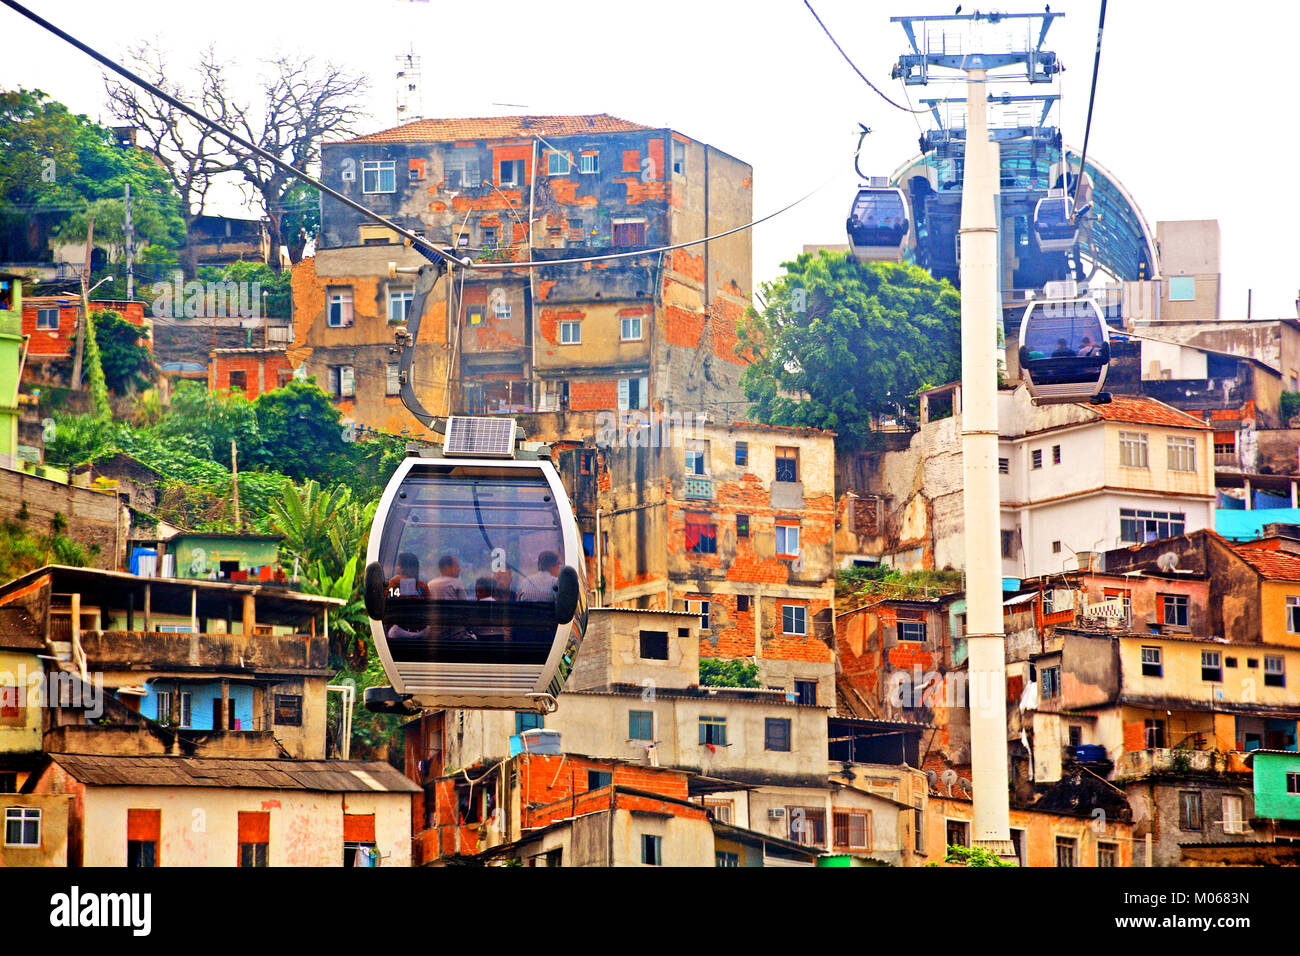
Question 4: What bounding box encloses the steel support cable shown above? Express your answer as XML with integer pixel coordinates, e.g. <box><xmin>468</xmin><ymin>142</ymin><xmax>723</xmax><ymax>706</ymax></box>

<box><xmin>1073</xmin><ymin>0</ymin><xmax>1108</xmax><ymax>210</ymax></box>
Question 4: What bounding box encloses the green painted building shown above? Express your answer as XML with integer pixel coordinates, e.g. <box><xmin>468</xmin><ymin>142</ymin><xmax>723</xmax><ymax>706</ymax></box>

<box><xmin>0</xmin><ymin>272</ymin><xmax>26</xmax><ymax>469</ymax></box>
<box><xmin>1247</xmin><ymin>749</ymin><xmax>1300</xmax><ymax>821</ymax></box>
<box><xmin>165</xmin><ymin>532</ymin><xmax>284</xmax><ymax>580</ymax></box>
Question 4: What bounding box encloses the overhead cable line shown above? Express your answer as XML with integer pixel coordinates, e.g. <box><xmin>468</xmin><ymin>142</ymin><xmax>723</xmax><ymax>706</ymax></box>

<box><xmin>1073</xmin><ymin>0</ymin><xmax>1108</xmax><ymax>209</ymax></box>
<box><xmin>803</xmin><ymin>0</ymin><xmax>930</xmax><ymax>114</ymax></box>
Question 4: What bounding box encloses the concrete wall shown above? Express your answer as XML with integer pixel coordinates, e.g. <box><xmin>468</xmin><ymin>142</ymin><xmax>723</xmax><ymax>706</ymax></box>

<box><xmin>1125</xmin><ymin>777</ymin><xmax>1253</xmax><ymax>867</ymax></box>
<box><xmin>1251</xmin><ymin>751</ymin><xmax>1300</xmax><ymax>820</ymax></box>
<box><xmin>0</xmin><ymin>793</ymin><xmax>71</xmax><ymax>866</ymax></box>
<box><xmin>611</xmin><ymin>806</ymin><xmax>714</xmax><ymax>866</ymax></box>
<box><xmin>929</xmin><ymin>793</ymin><xmax>1133</xmax><ymax>867</ymax></box>
<box><xmin>0</xmin><ymin>468</ymin><xmax>128</xmax><ymax>569</ymax></box>
<box><xmin>566</xmin><ymin>607</ymin><xmax>699</xmax><ymax>693</ymax></box>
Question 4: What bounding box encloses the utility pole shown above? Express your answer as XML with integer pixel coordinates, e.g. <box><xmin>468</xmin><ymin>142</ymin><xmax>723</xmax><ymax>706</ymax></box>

<box><xmin>958</xmin><ymin>67</ymin><xmax>1014</xmax><ymax>858</ymax></box>
<box><xmin>124</xmin><ymin>183</ymin><xmax>134</xmax><ymax>302</ymax></box>
<box><xmin>231</xmin><ymin>438</ymin><xmax>241</xmax><ymax>529</ymax></box>
<box><xmin>71</xmin><ymin>218</ymin><xmax>94</xmax><ymax>389</ymax></box>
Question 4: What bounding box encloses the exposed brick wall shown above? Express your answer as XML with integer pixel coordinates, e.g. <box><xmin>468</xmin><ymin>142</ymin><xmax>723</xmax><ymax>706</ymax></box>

<box><xmin>569</xmin><ymin>378</ymin><xmax>618</xmax><ymax>412</ymax></box>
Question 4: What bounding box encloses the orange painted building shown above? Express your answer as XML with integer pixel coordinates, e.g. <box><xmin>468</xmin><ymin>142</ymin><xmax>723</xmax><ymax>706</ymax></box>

<box><xmin>209</xmin><ymin>347</ymin><xmax>294</xmax><ymax>398</ymax></box>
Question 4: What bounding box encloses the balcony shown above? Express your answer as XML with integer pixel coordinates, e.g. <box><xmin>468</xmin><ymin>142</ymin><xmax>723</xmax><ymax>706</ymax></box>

<box><xmin>1114</xmin><ymin>747</ymin><xmax>1249</xmax><ymax>779</ymax></box>
<box><xmin>681</xmin><ymin>475</ymin><xmax>714</xmax><ymax>501</ymax></box>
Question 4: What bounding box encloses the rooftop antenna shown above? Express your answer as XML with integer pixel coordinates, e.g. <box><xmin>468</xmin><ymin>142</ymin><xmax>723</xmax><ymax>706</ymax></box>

<box><xmin>395</xmin><ymin>48</ymin><xmax>423</xmax><ymax>123</ymax></box>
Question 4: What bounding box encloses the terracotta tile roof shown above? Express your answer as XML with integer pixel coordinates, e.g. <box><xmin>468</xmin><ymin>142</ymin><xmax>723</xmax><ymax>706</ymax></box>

<box><xmin>338</xmin><ymin>114</ymin><xmax>653</xmax><ymax>145</ymax></box>
<box><xmin>1230</xmin><ymin>545</ymin><xmax>1300</xmax><ymax>582</ymax></box>
<box><xmin>1087</xmin><ymin>396</ymin><xmax>1210</xmax><ymax>430</ymax></box>
<box><xmin>46</xmin><ymin>754</ymin><xmax>420</xmax><ymax>792</ymax></box>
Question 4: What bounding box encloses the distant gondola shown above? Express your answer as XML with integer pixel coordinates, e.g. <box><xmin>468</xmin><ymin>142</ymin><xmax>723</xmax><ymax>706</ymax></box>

<box><xmin>1018</xmin><ymin>286</ymin><xmax>1110</xmax><ymax>405</ymax></box>
<box><xmin>363</xmin><ymin>418</ymin><xmax>587</xmax><ymax>712</ymax></box>
<box><xmin>1033</xmin><ymin>190</ymin><xmax>1079</xmax><ymax>252</ymax></box>
<box><xmin>846</xmin><ymin>179</ymin><xmax>909</xmax><ymax>261</ymax></box>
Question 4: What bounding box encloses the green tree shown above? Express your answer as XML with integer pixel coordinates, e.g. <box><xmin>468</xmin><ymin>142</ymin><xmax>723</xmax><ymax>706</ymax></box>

<box><xmin>153</xmin><ymin>381</ymin><xmax>261</xmax><ymax>467</ymax></box>
<box><xmin>268</xmin><ymin>479</ymin><xmax>374</xmax><ymax>581</ymax></box>
<box><xmin>740</xmin><ymin>252</ymin><xmax>961</xmax><ymax>450</ymax></box>
<box><xmin>699</xmin><ymin>657</ymin><xmax>760</xmax><ymax>688</ymax></box>
<box><xmin>252</xmin><ymin>379</ymin><xmax>348</xmax><ymax>482</ymax></box>
<box><xmin>85</xmin><ymin>309</ymin><xmax>153</xmax><ymax>394</ymax></box>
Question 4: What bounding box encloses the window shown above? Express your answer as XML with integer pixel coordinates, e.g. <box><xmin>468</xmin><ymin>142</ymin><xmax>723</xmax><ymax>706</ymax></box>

<box><xmin>1214</xmin><ymin>432</ymin><xmax>1236</xmax><ymax>456</ymax></box>
<box><xmin>685</xmin><ymin>448</ymin><xmax>707</xmax><ymax>475</ymax></box>
<box><xmin>898</xmin><ymin>619</ymin><xmax>927</xmax><ymax>642</ymax></box>
<box><xmin>0</xmin><ymin>684</ymin><xmax>22</xmax><ymax>723</ymax></box>
<box><xmin>328</xmin><ymin>365</ymin><xmax>355</xmax><ymax>398</ymax></box>
<box><xmin>579</xmin><ymin>152</ymin><xmax>599</xmax><ymax>175</ymax></box>
<box><xmin>1287</xmin><ymin>772</ymin><xmax>1300</xmax><ymax>794</ymax></box>
<box><xmin>155</xmin><ymin>691</ymin><xmax>171</xmax><ymax>725</ymax></box>
<box><xmin>227</xmin><ymin>369</ymin><xmax>247</xmax><ymax>391</ymax></box>
<box><xmin>1141</xmin><ymin>646</ymin><xmax>1163</xmax><ymax>678</ymax></box>
<box><xmin>327</xmin><ymin>287</ymin><xmax>354</xmax><ymax>327</ymax></box>
<box><xmin>685</xmin><ymin>516</ymin><xmax>717</xmax><ymax>555</ymax></box>
<box><xmin>274</xmin><ymin>694</ymin><xmax>302</xmax><ymax>726</ymax></box>
<box><xmin>1119</xmin><ymin>431</ymin><xmax>1149</xmax><ymax>469</ymax></box>
<box><xmin>715</xmin><ymin>851</ymin><xmax>739</xmax><ymax>867</ymax></box>
<box><xmin>735</xmin><ymin>442</ymin><xmax>748</xmax><ymax>466</ymax></box>
<box><xmin>795</xmin><ymin>680</ymin><xmax>817</xmax><ymax>706</ymax></box>
<box><xmin>237</xmin><ymin>811</ymin><xmax>269</xmax><ymax>866</ymax></box>
<box><xmin>515</xmin><ymin>711</ymin><xmax>543</xmax><ymax>734</ymax></box>
<box><xmin>388</xmin><ymin>289</ymin><xmax>413</xmax><ymax>323</ymax></box>
<box><xmin>466</xmin><ymin>305</ymin><xmax>484</xmax><ymax>326</ymax></box>
<box><xmin>1097</xmin><ymin>841</ymin><xmax>1119</xmax><ymax>867</ymax></box>
<box><xmin>36</xmin><ymin>308</ymin><xmax>59</xmax><ymax>330</ymax></box>
<box><xmin>998</xmin><ymin>457</ymin><xmax>1009</xmax><ymax>474</ymax></box>
<box><xmin>618</xmin><ymin>376</ymin><xmax>649</xmax><ymax>411</ymax></box>
<box><xmin>1144</xmin><ymin>719</ymin><xmax>1166</xmax><ymax>749</ymax></box>
<box><xmin>699</xmin><ymin>716</ymin><xmax>727</xmax><ymax>746</ymax></box>
<box><xmin>493</xmin><ymin>299</ymin><xmax>511</xmax><ymax>321</ymax></box>
<box><xmin>1041</xmin><ymin>665</ymin><xmax>1061</xmax><ymax>698</ymax></box>
<box><xmin>788</xmin><ymin>807</ymin><xmax>826</xmax><ymax>847</ymax></box>
<box><xmin>671</xmin><ymin>139</ymin><xmax>685</xmax><ymax>176</ymax></box>
<box><xmin>1009</xmin><ymin>828</ymin><xmax>1026</xmax><ymax>866</ymax></box>
<box><xmin>1119</xmin><ymin>508</ymin><xmax>1185</xmax><ymax>544</ymax></box>
<box><xmin>736</xmin><ymin>594</ymin><xmax>751</xmax><ymax>613</ymax></box>
<box><xmin>361</xmin><ymin>160</ymin><xmax>396</xmax><ymax>194</ymax></box>
<box><xmin>640</xmin><ymin>833</ymin><xmax>662</xmax><ymax>865</ymax></box>
<box><xmin>1162</xmin><ymin>594</ymin><xmax>1190</xmax><ymax>629</ymax></box>
<box><xmin>1202</xmin><ymin>650</ymin><xmax>1222</xmax><ymax>683</ymax></box>
<box><xmin>386</xmin><ymin>363</ymin><xmax>401</xmax><ymax>396</ymax></box>
<box><xmin>445</xmin><ymin>151</ymin><xmax>481</xmax><ymax>189</ymax></box>
<box><xmin>4</xmin><ymin>807</ymin><xmax>40</xmax><ymax>847</ymax></box>
<box><xmin>1169</xmin><ymin>276</ymin><xmax>1196</xmax><ymax>301</ymax></box>
<box><xmin>945</xmin><ymin>819</ymin><xmax>970</xmax><ymax>848</ymax></box>
<box><xmin>1287</xmin><ymin>596</ymin><xmax>1300</xmax><ymax>633</ymax></box>
<box><xmin>782</xmin><ymin>604</ymin><xmax>807</xmax><ymax>636</ymax></box>
<box><xmin>1052</xmin><ymin>540</ymin><xmax>1062</xmax><ymax>554</ymax></box>
<box><xmin>587</xmin><ymin>770</ymin><xmax>612</xmax><ymax>791</ymax></box>
<box><xmin>1104</xmin><ymin>588</ymin><xmax>1132</xmax><ymax>626</ymax></box>
<box><xmin>558</xmin><ymin>320</ymin><xmax>581</xmax><ymax>344</ymax></box>
<box><xmin>1055</xmin><ymin>836</ymin><xmax>1077</xmax><ymax>867</ymax></box>
<box><xmin>833</xmin><ymin>809</ymin><xmax>871</xmax><ymax>851</ymax></box>
<box><xmin>1265</xmin><ymin>655</ymin><xmax>1286</xmax><ymax>688</ymax></box>
<box><xmin>639</xmin><ymin>630</ymin><xmax>669</xmax><ymax>660</ymax></box>
<box><xmin>480</xmin><ymin>226</ymin><xmax>498</xmax><ymax>249</ymax></box>
<box><xmin>1178</xmin><ymin>790</ymin><xmax>1203</xmax><ymax>831</ymax></box>
<box><xmin>765</xmin><ymin>717</ymin><xmax>791</xmax><ymax>752</ymax></box>
<box><xmin>1001</xmin><ymin>529</ymin><xmax>1019</xmax><ymax>559</ymax></box>
<box><xmin>612</xmin><ymin>220</ymin><xmax>646</xmax><ymax>246</ymax></box>
<box><xmin>628</xmin><ymin>710</ymin><xmax>654</xmax><ymax>741</ymax></box>
<box><xmin>498</xmin><ymin>159</ymin><xmax>525</xmax><ymax>187</ymax></box>
<box><xmin>775</xmin><ymin>447</ymin><xmax>799</xmax><ymax>482</ymax></box>
<box><xmin>693</xmin><ymin>599</ymin><xmax>711</xmax><ymax>631</ymax></box>
<box><xmin>127</xmin><ymin>808</ymin><xmax>160</xmax><ymax>867</ymax></box>
<box><xmin>1032</xmin><ymin>449</ymin><xmax>1043</xmax><ymax>470</ymax></box>
<box><xmin>1052</xmin><ymin>444</ymin><xmax>1062</xmax><ymax>465</ymax></box>
<box><xmin>775</xmin><ymin>523</ymin><xmax>800</xmax><ymax>557</ymax></box>
<box><xmin>701</xmin><ymin>797</ymin><xmax>734</xmax><ymax>824</ymax></box>
<box><xmin>1068</xmin><ymin>725</ymin><xmax>1084</xmax><ymax>748</ymax></box>
<box><xmin>620</xmin><ymin>315</ymin><xmax>642</xmax><ymax>341</ymax></box>
<box><xmin>736</xmin><ymin>514</ymin><xmax>749</xmax><ymax>538</ymax></box>
<box><xmin>547</xmin><ymin>151</ymin><xmax>570</xmax><ymax>175</ymax></box>
<box><xmin>0</xmin><ymin>774</ymin><xmax>15</xmax><ymax>794</ymax></box>
<box><xmin>1222</xmin><ymin>795</ymin><xmax>1245</xmax><ymax>835</ymax></box>
<box><xmin>1167</xmin><ymin>436</ymin><xmax>1197</xmax><ymax>473</ymax></box>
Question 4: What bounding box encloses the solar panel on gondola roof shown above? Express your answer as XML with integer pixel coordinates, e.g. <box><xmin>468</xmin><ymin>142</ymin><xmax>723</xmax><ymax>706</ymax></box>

<box><xmin>442</xmin><ymin>416</ymin><xmax>517</xmax><ymax>457</ymax></box>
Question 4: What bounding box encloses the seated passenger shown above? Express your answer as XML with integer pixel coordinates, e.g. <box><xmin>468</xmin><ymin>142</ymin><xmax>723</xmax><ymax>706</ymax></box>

<box><xmin>1051</xmin><ymin>338</ymin><xmax>1075</xmax><ymax>358</ymax></box>
<box><xmin>428</xmin><ymin>554</ymin><xmax>469</xmax><ymax>600</ymax></box>
<box><xmin>518</xmin><ymin>550</ymin><xmax>561</xmax><ymax>602</ymax></box>
<box><xmin>492</xmin><ymin>569</ymin><xmax>517</xmax><ymax>601</ymax></box>
<box><xmin>388</xmin><ymin>552</ymin><xmax>429</xmax><ymax>598</ymax></box>
<box><xmin>1077</xmin><ymin>335</ymin><xmax>1101</xmax><ymax>357</ymax></box>
<box><xmin>475</xmin><ymin>577</ymin><xmax>497</xmax><ymax>601</ymax></box>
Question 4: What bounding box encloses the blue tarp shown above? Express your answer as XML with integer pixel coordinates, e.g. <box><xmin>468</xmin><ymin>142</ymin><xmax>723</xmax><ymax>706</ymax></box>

<box><xmin>1216</xmin><ymin>507</ymin><xmax>1300</xmax><ymax>541</ymax></box>
<box><xmin>1255</xmin><ymin>490</ymin><xmax>1293</xmax><ymax>510</ymax></box>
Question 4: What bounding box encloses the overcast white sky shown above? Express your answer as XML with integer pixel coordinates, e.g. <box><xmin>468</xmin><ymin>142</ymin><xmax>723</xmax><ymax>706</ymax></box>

<box><xmin>2</xmin><ymin>0</ymin><xmax>1297</xmax><ymax>318</ymax></box>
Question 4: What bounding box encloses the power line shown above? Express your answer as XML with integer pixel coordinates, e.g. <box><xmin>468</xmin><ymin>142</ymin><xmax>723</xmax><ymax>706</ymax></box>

<box><xmin>1073</xmin><ymin>0</ymin><xmax>1108</xmax><ymax>208</ymax></box>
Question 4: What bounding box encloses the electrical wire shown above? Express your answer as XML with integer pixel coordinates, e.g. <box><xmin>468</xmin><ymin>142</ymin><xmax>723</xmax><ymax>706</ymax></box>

<box><xmin>804</xmin><ymin>0</ymin><xmax>929</xmax><ymax>114</ymax></box>
<box><xmin>1073</xmin><ymin>0</ymin><xmax>1108</xmax><ymax>209</ymax></box>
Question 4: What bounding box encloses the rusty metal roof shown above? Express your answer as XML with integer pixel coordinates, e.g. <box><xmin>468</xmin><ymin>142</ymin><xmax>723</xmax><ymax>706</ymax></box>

<box><xmin>338</xmin><ymin>114</ymin><xmax>652</xmax><ymax>145</ymax></box>
<box><xmin>46</xmin><ymin>754</ymin><xmax>419</xmax><ymax>792</ymax></box>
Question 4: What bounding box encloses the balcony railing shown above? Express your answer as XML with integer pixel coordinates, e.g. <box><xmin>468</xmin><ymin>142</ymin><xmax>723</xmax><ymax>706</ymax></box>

<box><xmin>681</xmin><ymin>475</ymin><xmax>714</xmax><ymax>500</ymax></box>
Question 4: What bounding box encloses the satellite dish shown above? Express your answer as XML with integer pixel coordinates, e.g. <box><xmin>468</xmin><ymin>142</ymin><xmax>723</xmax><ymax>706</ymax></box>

<box><xmin>1156</xmin><ymin>552</ymin><xmax>1179</xmax><ymax>573</ymax></box>
<box><xmin>925</xmin><ymin>769</ymin><xmax>939</xmax><ymax>790</ymax></box>
<box><xmin>958</xmin><ymin>777</ymin><xmax>972</xmax><ymax>795</ymax></box>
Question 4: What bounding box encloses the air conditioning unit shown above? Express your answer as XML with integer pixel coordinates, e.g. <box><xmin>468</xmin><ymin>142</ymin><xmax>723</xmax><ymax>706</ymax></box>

<box><xmin>768</xmin><ymin>807</ymin><xmax>786</xmax><ymax>820</ymax></box>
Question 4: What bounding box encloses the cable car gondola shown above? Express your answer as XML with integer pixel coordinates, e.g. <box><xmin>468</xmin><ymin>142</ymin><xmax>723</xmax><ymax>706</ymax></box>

<box><xmin>1018</xmin><ymin>285</ymin><xmax>1110</xmax><ymax>405</ymax></box>
<box><xmin>846</xmin><ymin>179</ymin><xmax>909</xmax><ymax>261</ymax></box>
<box><xmin>1033</xmin><ymin>189</ymin><xmax>1079</xmax><ymax>252</ymax></box>
<box><xmin>363</xmin><ymin>417</ymin><xmax>587</xmax><ymax>712</ymax></box>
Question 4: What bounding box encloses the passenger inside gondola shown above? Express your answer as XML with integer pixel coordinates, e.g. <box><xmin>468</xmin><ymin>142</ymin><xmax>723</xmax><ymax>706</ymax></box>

<box><xmin>388</xmin><ymin>552</ymin><xmax>429</xmax><ymax>598</ymax></box>
<box><xmin>429</xmin><ymin>554</ymin><xmax>469</xmax><ymax>599</ymax></box>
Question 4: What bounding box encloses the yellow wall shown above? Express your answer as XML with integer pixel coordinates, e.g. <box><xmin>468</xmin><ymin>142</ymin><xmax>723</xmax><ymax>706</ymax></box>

<box><xmin>0</xmin><ymin>650</ymin><xmax>44</xmax><ymax>755</ymax></box>
<box><xmin>78</xmin><ymin>786</ymin><xmax>411</xmax><ymax>867</ymax></box>
<box><xmin>929</xmin><ymin>795</ymin><xmax>1132</xmax><ymax>867</ymax></box>
<box><xmin>0</xmin><ymin>794</ymin><xmax>71</xmax><ymax>867</ymax></box>
<box><xmin>1261</xmin><ymin>581</ymin><xmax>1300</xmax><ymax>648</ymax></box>
<box><xmin>1104</xmin><ymin>422</ymin><xmax>1212</xmax><ymax>497</ymax></box>
<box><xmin>1119</xmin><ymin>636</ymin><xmax>1300</xmax><ymax>710</ymax></box>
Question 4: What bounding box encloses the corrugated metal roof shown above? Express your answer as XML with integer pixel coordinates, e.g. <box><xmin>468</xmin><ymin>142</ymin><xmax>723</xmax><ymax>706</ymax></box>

<box><xmin>339</xmin><ymin>114</ymin><xmax>652</xmax><ymax>145</ymax></box>
<box><xmin>47</xmin><ymin>754</ymin><xmax>419</xmax><ymax>792</ymax></box>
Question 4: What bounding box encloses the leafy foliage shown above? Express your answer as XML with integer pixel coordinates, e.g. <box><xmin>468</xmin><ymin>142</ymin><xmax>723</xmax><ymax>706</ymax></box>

<box><xmin>1281</xmin><ymin>391</ymin><xmax>1300</xmax><ymax>424</ymax></box>
<box><xmin>836</xmin><ymin>567</ymin><xmax>965</xmax><ymax>604</ymax></box>
<box><xmin>87</xmin><ymin>309</ymin><xmax>153</xmax><ymax>394</ymax></box>
<box><xmin>698</xmin><ymin>657</ymin><xmax>760</xmax><ymax>688</ymax></box>
<box><xmin>740</xmin><ymin>252</ymin><xmax>960</xmax><ymax>450</ymax></box>
<box><xmin>0</xmin><ymin>516</ymin><xmax>92</xmax><ymax>580</ymax></box>
<box><xmin>939</xmin><ymin>844</ymin><xmax>1016</xmax><ymax>867</ymax></box>
<box><xmin>251</xmin><ymin>379</ymin><xmax>349</xmax><ymax>481</ymax></box>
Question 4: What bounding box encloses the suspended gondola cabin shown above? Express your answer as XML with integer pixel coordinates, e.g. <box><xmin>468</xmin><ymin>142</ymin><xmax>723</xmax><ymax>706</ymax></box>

<box><xmin>363</xmin><ymin>417</ymin><xmax>587</xmax><ymax>712</ymax></box>
<box><xmin>1018</xmin><ymin>283</ymin><xmax>1110</xmax><ymax>405</ymax></box>
<box><xmin>846</xmin><ymin>179</ymin><xmax>909</xmax><ymax>261</ymax></box>
<box><xmin>1033</xmin><ymin>189</ymin><xmax>1079</xmax><ymax>252</ymax></box>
